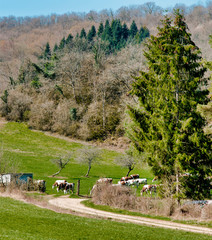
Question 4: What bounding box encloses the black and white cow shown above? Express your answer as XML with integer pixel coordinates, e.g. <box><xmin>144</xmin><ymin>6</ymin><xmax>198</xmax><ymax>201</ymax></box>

<box><xmin>52</xmin><ymin>180</ymin><xmax>67</xmax><ymax>190</ymax></box>
<box><xmin>64</xmin><ymin>182</ymin><xmax>75</xmax><ymax>194</ymax></box>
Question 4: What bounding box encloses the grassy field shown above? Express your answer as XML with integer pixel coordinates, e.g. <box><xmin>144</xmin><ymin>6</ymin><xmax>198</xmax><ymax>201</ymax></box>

<box><xmin>0</xmin><ymin>122</ymin><xmax>154</xmax><ymax>195</ymax></box>
<box><xmin>0</xmin><ymin>197</ymin><xmax>211</xmax><ymax>240</ymax></box>
<box><xmin>1</xmin><ymin>122</ymin><xmax>212</xmax><ymax>239</ymax></box>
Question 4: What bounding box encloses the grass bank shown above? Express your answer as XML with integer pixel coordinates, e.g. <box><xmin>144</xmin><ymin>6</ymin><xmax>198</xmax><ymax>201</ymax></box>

<box><xmin>0</xmin><ymin>122</ymin><xmax>153</xmax><ymax>195</ymax></box>
<box><xmin>0</xmin><ymin>197</ymin><xmax>211</xmax><ymax>240</ymax></box>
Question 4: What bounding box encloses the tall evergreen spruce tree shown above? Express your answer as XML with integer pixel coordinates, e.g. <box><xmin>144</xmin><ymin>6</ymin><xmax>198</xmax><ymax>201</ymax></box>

<box><xmin>43</xmin><ymin>42</ymin><xmax>51</xmax><ymax>60</ymax></box>
<box><xmin>97</xmin><ymin>22</ymin><xmax>104</xmax><ymax>37</ymax></box>
<box><xmin>80</xmin><ymin>28</ymin><xmax>87</xmax><ymax>39</ymax></box>
<box><xmin>112</xmin><ymin>20</ymin><xmax>123</xmax><ymax>49</ymax></box>
<box><xmin>59</xmin><ymin>37</ymin><xmax>66</xmax><ymax>49</ymax></box>
<box><xmin>53</xmin><ymin>43</ymin><xmax>58</xmax><ymax>52</ymax></box>
<box><xmin>127</xmin><ymin>10</ymin><xmax>211</xmax><ymax>200</ymax></box>
<box><xmin>66</xmin><ymin>33</ymin><xmax>73</xmax><ymax>43</ymax></box>
<box><xmin>87</xmin><ymin>25</ymin><xmax>96</xmax><ymax>42</ymax></box>
<box><xmin>101</xmin><ymin>20</ymin><xmax>112</xmax><ymax>42</ymax></box>
<box><xmin>129</xmin><ymin>20</ymin><xmax>138</xmax><ymax>38</ymax></box>
<box><xmin>122</xmin><ymin>23</ymin><xmax>129</xmax><ymax>40</ymax></box>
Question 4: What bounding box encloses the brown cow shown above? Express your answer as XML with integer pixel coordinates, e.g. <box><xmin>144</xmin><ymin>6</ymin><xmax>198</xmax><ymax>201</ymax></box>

<box><xmin>52</xmin><ymin>180</ymin><xmax>67</xmax><ymax>189</ymax></box>
<box><xmin>130</xmin><ymin>174</ymin><xmax>139</xmax><ymax>179</ymax></box>
<box><xmin>141</xmin><ymin>184</ymin><xmax>157</xmax><ymax>195</ymax></box>
<box><xmin>152</xmin><ymin>176</ymin><xmax>158</xmax><ymax>182</ymax></box>
<box><xmin>120</xmin><ymin>176</ymin><xmax>133</xmax><ymax>182</ymax></box>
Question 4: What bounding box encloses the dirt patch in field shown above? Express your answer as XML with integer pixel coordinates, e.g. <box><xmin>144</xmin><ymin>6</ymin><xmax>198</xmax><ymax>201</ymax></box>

<box><xmin>48</xmin><ymin>176</ymin><xmax>68</xmax><ymax>179</ymax></box>
<box><xmin>9</xmin><ymin>149</ymin><xmax>35</xmax><ymax>154</ymax></box>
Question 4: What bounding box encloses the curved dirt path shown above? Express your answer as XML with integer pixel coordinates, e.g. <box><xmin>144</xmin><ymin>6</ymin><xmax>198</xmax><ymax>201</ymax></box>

<box><xmin>49</xmin><ymin>197</ymin><xmax>212</xmax><ymax>236</ymax></box>
<box><xmin>1</xmin><ymin>191</ymin><xmax>211</xmax><ymax>235</ymax></box>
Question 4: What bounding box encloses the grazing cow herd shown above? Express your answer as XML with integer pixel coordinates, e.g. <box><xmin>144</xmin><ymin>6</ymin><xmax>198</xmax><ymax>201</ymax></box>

<box><xmin>35</xmin><ymin>174</ymin><xmax>159</xmax><ymax>196</ymax></box>
<box><xmin>117</xmin><ymin>174</ymin><xmax>147</xmax><ymax>188</ymax></box>
<box><xmin>90</xmin><ymin>174</ymin><xmax>158</xmax><ymax>196</ymax></box>
<box><xmin>37</xmin><ymin>174</ymin><xmax>211</xmax><ymax>197</ymax></box>
<box><xmin>52</xmin><ymin>180</ymin><xmax>75</xmax><ymax>194</ymax></box>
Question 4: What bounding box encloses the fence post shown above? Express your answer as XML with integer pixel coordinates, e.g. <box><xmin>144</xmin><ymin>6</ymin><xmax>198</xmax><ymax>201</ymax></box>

<box><xmin>77</xmin><ymin>179</ymin><xmax>80</xmax><ymax>196</ymax></box>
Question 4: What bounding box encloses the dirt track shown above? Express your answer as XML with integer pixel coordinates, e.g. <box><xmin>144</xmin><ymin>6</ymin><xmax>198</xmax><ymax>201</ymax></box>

<box><xmin>49</xmin><ymin>197</ymin><xmax>212</xmax><ymax>236</ymax></box>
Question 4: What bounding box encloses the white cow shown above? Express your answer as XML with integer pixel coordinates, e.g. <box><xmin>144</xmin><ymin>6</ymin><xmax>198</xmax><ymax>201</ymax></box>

<box><xmin>97</xmin><ymin>178</ymin><xmax>113</xmax><ymax>184</ymax></box>
<box><xmin>134</xmin><ymin>178</ymin><xmax>147</xmax><ymax>184</ymax></box>
<box><xmin>34</xmin><ymin>180</ymin><xmax>46</xmax><ymax>192</ymax></box>
<box><xmin>52</xmin><ymin>180</ymin><xmax>67</xmax><ymax>189</ymax></box>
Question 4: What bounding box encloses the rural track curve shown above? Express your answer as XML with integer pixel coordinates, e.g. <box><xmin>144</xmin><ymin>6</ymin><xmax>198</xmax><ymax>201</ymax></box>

<box><xmin>49</xmin><ymin>197</ymin><xmax>212</xmax><ymax>236</ymax></box>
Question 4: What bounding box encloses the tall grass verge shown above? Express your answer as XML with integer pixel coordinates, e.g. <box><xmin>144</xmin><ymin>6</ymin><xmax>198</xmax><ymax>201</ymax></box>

<box><xmin>91</xmin><ymin>184</ymin><xmax>212</xmax><ymax>222</ymax></box>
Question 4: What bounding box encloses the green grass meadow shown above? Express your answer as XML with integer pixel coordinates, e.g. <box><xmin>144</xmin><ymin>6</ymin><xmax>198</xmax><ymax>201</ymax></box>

<box><xmin>0</xmin><ymin>122</ymin><xmax>212</xmax><ymax>239</ymax></box>
<box><xmin>0</xmin><ymin>197</ymin><xmax>211</xmax><ymax>240</ymax></box>
<box><xmin>0</xmin><ymin>122</ymin><xmax>154</xmax><ymax>195</ymax></box>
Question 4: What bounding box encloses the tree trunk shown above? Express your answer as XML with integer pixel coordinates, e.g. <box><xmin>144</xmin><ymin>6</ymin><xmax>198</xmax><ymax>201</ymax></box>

<box><xmin>52</xmin><ymin>168</ymin><xmax>63</xmax><ymax>177</ymax></box>
<box><xmin>85</xmin><ymin>165</ymin><xmax>91</xmax><ymax>177</ymax></box>
<box><xmin>102</xmin><ymin>90</ymin><xmax>106</xmax><ymax>129</ymax></box>
<box><xmin>52</xmin><ymin>159</ymin><xmax>70</xmax><ymax>177</ymax></box>
<box><xmin>176</xmin><ymin>171</ymin><xmax>179</xmax><ymax>194</ymax></box>
<box><xmin>126</xmin><ymin>166</ymin><xmax>133</xmax><ymax>177</ymax></box>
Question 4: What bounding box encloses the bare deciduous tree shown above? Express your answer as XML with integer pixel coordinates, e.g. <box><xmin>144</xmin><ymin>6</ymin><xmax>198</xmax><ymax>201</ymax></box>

<box><xmin>76</xmin><ymin>147</ymin><xmax>101</xmax><ymax>177</ymax></box>
<box><xmin>115</xmin><ymin>153</ymin><xmax>137</xmax><ymax>177</ymax></box>
<box><xmin>51</xmin><ymin>154</ymin><xmax>71</xmax><ymax>177</ymax></box>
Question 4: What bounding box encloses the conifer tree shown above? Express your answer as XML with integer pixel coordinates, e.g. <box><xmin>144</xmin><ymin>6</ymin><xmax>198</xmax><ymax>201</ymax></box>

<box><xmin>135</xmin><ymin>26</ymin><xmax>150</xmax><ymax>43</ymax></box>
<box><xmin>43</xmin><ymin>42</ymin><xmax>51</xmax><ymax>60</ymax></box>
<box><xmin>59</xmin><ymin>37</ymin><xmax>66</xmax><ymax>49</ymax></box>
<box><xmin>112</xmin><ymin>20</ymin><xmax>123</xmax><ymax>49</ymax></box>
<box><xmin>97</xmin><ymin>22</ymin><xmax>104</xmax><ymax>37</ymax></box>
<box><xmin>66</xmin><ymin>33</ymin><xmax>73</xmax><ymax>43</ymax></box>
<box><xmin>197</xmin><ymin>35</ymin><xmax>212</xmax><ymax>135</ymax></box>
<box><xmin>122</xmin><ymin>23</ymin><xmax>129</xmax><ymax>40</ymax></box>
<box><xmin>129</xmin><ymin>20</ymin><xmax>138</xmax><ymax>38</ymax></box>
<box><xmin>101</xmin><ymin>20</ymin><xmax>112</xmax><ymax>42</ymax></box>
<box><xmin>127</xmin><ymin>10</ymin><xmax>211</xmax><ymax>200</ymax></box>
<box><xmin>80</xmin><ymin>28</ymin><xmax>87</xmax><ymax>39</ymax></box>
<box><xmin>53</xmin><ymin>43</ymin><xmax>58</xmax><ymax>52</ymax></box>
<box><xmin>87</xmin><ymin>25</ymin><xmax>96</xmax><ymax>42</ymax></box>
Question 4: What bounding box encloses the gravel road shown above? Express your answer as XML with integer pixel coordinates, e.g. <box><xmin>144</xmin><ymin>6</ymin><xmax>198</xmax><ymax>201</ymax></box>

<box><xmin>49</xmin><ymin>197</ymin><xmax>212</xmax><ymax>236</ymax></box>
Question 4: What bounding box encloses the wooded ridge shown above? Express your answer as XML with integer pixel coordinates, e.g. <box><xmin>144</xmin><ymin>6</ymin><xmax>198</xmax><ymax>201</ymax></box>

<box><xmin>0</xmin><ymin>3</ymin><xmax>211</xmax><ymax>143</ymax></box>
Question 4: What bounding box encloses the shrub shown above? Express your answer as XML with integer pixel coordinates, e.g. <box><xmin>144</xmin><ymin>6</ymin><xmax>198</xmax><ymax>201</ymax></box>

<box><xmin>91</xmin><ymin>184</ymin><xmax>212</xmax><ymax>220</ymax></box>
<box><xmin>1</xmin><ymin>89</ymin><xmax>32</xmax><ymax>121</ymax></box>
<box><xmin>29</xmin><ymin>99</ymin><xmax>54</xmax><ymax>131</ymax></box>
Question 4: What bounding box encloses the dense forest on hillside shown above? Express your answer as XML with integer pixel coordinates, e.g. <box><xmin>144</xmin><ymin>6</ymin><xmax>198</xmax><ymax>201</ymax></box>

<box><xmin>0</xmin><ymin>2</ymin><xmax>211</xmax><ymax>143</ymax></box>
